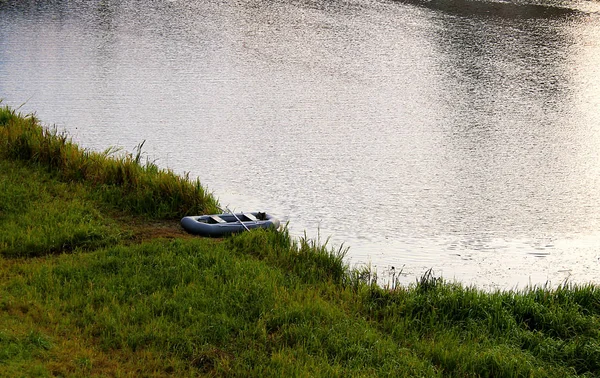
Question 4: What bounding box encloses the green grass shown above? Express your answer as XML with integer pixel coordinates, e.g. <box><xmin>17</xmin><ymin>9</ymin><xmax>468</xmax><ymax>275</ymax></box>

<box><xmin>0</xmin><ymin>159</ymin><xmax>124</xmax><ymax>257</ymax></box>
<box><xmin>0</xmin><ymin>105</ymin><xmax>219</xmax><ymax>218</ymax></box>
<box><xmin>1</xmin><ymin>105</ymin><xmax>600</xmax><ymax>376</ymax></box>
<box><xmin>359</xmin><ymin>276</ymin><xmax>600</xmax><ymax>376</ymax></box>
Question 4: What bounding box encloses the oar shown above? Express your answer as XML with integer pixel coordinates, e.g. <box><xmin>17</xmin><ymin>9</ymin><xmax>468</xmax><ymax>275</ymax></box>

<box><xmin>226</xmin><ymin>207</ymin><xmax>250</xmax><ymax>232</ymax></box>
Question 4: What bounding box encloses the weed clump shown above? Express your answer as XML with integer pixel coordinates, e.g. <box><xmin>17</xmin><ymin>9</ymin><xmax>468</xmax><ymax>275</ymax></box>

<box><xmin>227</xmin><ymin>227</ymin><xmax>348</xmax><ymax>284</ymax></box>
<box><xmin>357</xmin><ymin>269</ymin><xmax>600</xmax><ymax>377</ymax></box>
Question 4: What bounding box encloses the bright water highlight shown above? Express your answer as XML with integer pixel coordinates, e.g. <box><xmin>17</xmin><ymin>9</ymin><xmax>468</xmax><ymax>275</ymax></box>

<box><xmin>2</xmin><ymin>0</ymin><xmax>600</xmax><ymax>289</ymax></box>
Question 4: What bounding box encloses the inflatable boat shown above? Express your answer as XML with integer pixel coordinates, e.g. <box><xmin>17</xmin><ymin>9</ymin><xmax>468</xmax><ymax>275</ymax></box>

<box><xmin>181</xmin><ymin>212</ymin><xmax>280</xmax><ymax>237</ymax></box>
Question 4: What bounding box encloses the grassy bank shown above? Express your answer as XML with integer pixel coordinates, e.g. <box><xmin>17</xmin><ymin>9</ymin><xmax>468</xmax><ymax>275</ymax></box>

<box><xmin>0</xmin><ymin>106</ymin><xmax>219</xmax><ymax>219</ymax></box>
<box><xmin>1</xmin><ymin>105</ymin><xmax>600</xmax><ymax>377</ymax></box>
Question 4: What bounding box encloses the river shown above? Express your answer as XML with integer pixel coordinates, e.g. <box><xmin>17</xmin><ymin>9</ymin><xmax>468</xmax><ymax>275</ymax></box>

<box><xmin>2</xmin><ymin>0</ymin><xmax>600</xmax><ymax>290</ymax></box>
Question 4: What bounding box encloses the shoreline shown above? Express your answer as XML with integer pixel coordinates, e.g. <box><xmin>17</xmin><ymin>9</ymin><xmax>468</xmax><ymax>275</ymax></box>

<box><xmin>1</xmin><ymin>105</ymin><xmax>599</xmax><ymax>376</ymax></box>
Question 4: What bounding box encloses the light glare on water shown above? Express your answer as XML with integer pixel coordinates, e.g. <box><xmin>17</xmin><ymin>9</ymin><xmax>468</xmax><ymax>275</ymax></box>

<box><xmin>1</xmin><ymin>0</ymin><xmax>600</xmax><ymax>290</ymax></box>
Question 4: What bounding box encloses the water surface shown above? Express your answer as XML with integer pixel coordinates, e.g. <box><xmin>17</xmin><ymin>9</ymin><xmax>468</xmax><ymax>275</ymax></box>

<box><xmin>2</xmin><ymin>0</ymin><xmax>600</xmax><ymax>289</ymax></box>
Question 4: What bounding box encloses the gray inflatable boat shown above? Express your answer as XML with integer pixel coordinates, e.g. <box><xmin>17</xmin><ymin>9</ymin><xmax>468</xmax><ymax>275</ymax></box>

<box><xmin>181</xmin><ymin>212</ymin><xmax>280</xmax><ymax>237</ymax></box>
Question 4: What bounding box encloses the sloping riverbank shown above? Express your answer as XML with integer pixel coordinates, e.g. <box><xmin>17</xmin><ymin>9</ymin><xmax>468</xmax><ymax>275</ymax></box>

<box><xmin>1</xmin><ymin>106</ymin><xmax>599</xmax><ymax>376</ymax></box>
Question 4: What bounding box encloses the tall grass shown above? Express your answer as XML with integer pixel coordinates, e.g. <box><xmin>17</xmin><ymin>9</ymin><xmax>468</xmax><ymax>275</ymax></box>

<box><xmin>358</xmin><ymin>272</ymin><xmax>600</xmax><ymax>376</ymax></box>
<box><xmin>0</xmin><ymin>238</ymin><xmax>435</xmax><ymax>376</ymax></box>
<box><xmin>0</xmin><ymin>105</ymin><xmax>219</xmax><ymax>218</ymax></box>
<box><xmin>2</xmin><ymin>104</ymin><xmax>600</xmax><ymax>376</ymax></box>
<box><xmin>0</xmin><ymin>159</ymin><xmax>124</xmax><ymax>257</ymax></box>
<box><xmin>3</xmin><ymin>232</ymin><xmax>598</xmax><ymax>376</ymax></box>
<box><xmin>227</xmin><ymin>228</ymin><xmax>349</xmax><ymax>285</ymax></box>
